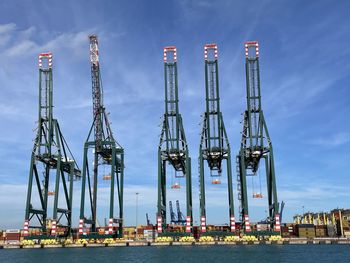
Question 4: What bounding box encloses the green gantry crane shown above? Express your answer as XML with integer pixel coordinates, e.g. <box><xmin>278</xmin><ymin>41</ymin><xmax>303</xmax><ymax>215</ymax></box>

<box><xmin>24</xmin><ymin>53</ymin><xmax>81</xmax><ymax>238</ymax></box>
<box><xmin>198</xmin><ymin>44</ymin><xmax>235</xmax><ymax>233</ymax></box>
<box><xmin>237</xmin><ymin>41</ymin><xmax>279</xmax><ymax>232</ymax></box>
<box><xmin>157</xmin><ymin>46</ymin><xmax>192</xmax><ymax>233</ymax></box>
<box><xmin>79</xmin><ymin>35</ymin><xmax>124</xmax><ymax>238</ymax></box>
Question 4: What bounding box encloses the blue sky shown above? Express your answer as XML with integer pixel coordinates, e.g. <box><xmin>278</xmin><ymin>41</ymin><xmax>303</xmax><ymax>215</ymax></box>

<box><xmin>0</xmin><ymin>0</ymin><xmax>350</xmax><ymax>229</ymax></box>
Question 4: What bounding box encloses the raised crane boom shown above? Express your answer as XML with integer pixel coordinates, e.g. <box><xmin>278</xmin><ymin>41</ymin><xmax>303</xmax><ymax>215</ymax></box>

<box><xmin>198</xmin><ymin>44</ymin><xmax>235</xmax><ymax>233</ymax></box>
<box><xmin>89</xmin><ymin>36</ymin><xmax>104</xmax><ymax>150</ymax></box>
<box><xmin>237</xmin><ymin>41</ymin><xmax>279</xmax><ymax>232</ymax></box>
<box><xmin>157</xmin><ymin>46</ymin><xmax>192</xmax><ymax>234</ymax></box>
<box><xmin>79</xmin><ymin>35</ymin><xmax>124</xmax><ymax>238</ymax></box>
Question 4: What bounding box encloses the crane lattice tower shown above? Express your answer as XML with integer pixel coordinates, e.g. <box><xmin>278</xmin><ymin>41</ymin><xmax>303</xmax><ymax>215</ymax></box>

<box><xmin>24</xmin><ymin>53</ymin><xmax>81</xmax><ymax>238</ymax></box>
<box><xmin>79</xmin><ymin>35</ymin><xmax>124</xmax><ymax>237</ymax></box>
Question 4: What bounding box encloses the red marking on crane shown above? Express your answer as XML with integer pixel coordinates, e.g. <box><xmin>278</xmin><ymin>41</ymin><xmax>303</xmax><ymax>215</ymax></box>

<box><xmin>200</xmin><ymin>216</ymin><xmax>206</xmax><ymax>232</ymax></box>
<box><xmin>78</xmin><ymin>219</ymin><xmax>84</xmax><ymax>235</ymax></box>
<box><xmin>108</xmin><ymin>218</ymin><xmax>114</xmax><ymax>234</ymax></box>
<box><xmin>185</xmin><ymin>216</ymin><xmax>191</xmax><ymax>233</ymax></box>
<box><xmin>230</xmin><ymin>216</ymin><xmax>236</xmax><ymax>232</ymax></box>
<box><xmin>23</xmin><ymin>220</ymin><xmax>29</xmax><ymax>236</ymax></box>
<box><xmin>244</xmin><ymin>41</ymin><xmax>259</xmax><ymax>58</ymax></box>
<box><xmin>163</xmin><ymin>46</ymin><xmax>177</xmax><ymax>63</ymax></box>
<box><xmin>157</xmin><ymin>216</ymin><xmax>163</xmax><ymax>233</ymax></box>
<box><xmin>38</xmin><ymin>52</ymin><xmax>53</xmax><ymax>68</ymax></box>
<box><xmin>244</xmin><ymin>214</ymin><xmax>251</xmax><ymax>232</ymax></box>
<box><xmin>204</xmin><ymin>43</ymin><xmax>218</xmax><ymax>60</ymax></box>
<box><xmin>274</xmin><ymin>213</ymin><xmax>281</xmax><ymax>232</ymax></box>
<box><xmin>51</xmin><ymin>220</ymin><xmax>57</xmax><ymax>235</ymax></box>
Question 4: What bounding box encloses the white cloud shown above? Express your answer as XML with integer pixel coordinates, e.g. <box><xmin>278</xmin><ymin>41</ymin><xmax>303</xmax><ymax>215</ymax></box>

<box><xmin>0</xmin><ymin>23</ymin><xmax>16</xmax><ymax>34</ymax></box>
<box><xmin>6</xmin><ymin>39</ymin><xmax>38</xmax><ymax>57</ymax></box>
<box><xmin>0</xmin><ymin>23</ymin><xmax>93</xmax><ymax>59</ymax></box>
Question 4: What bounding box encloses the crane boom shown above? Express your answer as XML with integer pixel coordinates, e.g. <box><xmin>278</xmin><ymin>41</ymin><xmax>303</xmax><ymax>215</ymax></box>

<box><xmin>89</xmin><ymin>35</ymin><xmax>103</xmax><ymax>150</ymax></box>
<box><xmin>79</xmin><ymin>35</ymin><xmax>125</xmax><ymax>238</ymax></box>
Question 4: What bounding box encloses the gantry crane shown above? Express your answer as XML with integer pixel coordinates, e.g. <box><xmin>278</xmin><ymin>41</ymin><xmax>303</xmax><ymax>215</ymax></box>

<box><xmin>198</xmin><ymin>44</ymin><xmax>235</xmax><ymax>233</ymax></box>
<box><xmin>169</xmin><ymin>200</ymin><xmax>186</xmax><ymax>225</ymax></box>
<box><xmin>79</xmin><ymin>35</ymin><xmax>124</xmax><ymax>237</ymax></box>
<box><xmin>176</xmin><ymin>200</ymin><xmax>186</xmax><ymax>225</ymax></box>
<box><xmin>169</xmin><ymin>201</ymin><xmax>177</xmax><ymax>224</ymax></box>
<box><xmin>157</xmin><ymin>46</ymin><xmax>192</xmax><ymax>234</ymax></box>
<box><xmin>24</xmin><ymin>53</ymin><xmax>81</xmax><ymax>238</ymax></box>
<box><xmin>237</xmin><ymin>41</ymin><xmax>279</xmax><ymax>232</ymax></box>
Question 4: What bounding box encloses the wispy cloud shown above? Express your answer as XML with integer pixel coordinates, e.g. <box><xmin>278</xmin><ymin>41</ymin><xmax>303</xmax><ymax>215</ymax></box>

<box><xmin>310</xmin><ymin>132</ymin><xmax>350</xmax><ymax>147</ymax></box>
<box><xmin>0</xmin><ymin>23</ymin><xmax>16</xmax><ymax>34</ymax></box>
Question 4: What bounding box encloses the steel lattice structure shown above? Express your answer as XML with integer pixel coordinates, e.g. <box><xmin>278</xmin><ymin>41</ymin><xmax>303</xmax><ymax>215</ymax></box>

<box><xmin>198</xmin><ymin>44</ymin><xmax>235</xmax><ymax>233</ymax></box>
<box><xmin>157</xmin><ymin>46</ymin><xmax>192</xmax><ymax>233</ymax></box>
<box><xmin>79</xmin><ymin>35</ymin><xmax>124</xmax><ymax>237</ymax></box>
<box><xmin>237</xmin><ymin>41</ymin><xmax>279</xmax><ymax>232</ymax></box>
<box><xmin>24</xmin><ymin>53</ymin><xmax>81</xmax><ymax>238</ymax></box>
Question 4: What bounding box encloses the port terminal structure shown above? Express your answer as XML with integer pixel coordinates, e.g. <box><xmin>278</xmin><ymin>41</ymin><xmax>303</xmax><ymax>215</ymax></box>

<box><xmin>157</xmin><ymin>46</ymin><xmax>193</xmax><ymax>235</ymax></box>
<box><xmin>79</xmin><ymin>35</ymin><xmax>124</xmax><ymax>238</ymax></box>
<box><xmin>24</xmin><ymin>53</ymin><xmax>81</xmax><ymax>238</ymax></box>
<box><xmin>236</xmin><ymin>41</ymin><xmax>280</xmax><ymax>233</ymax></box>
<box><xmin>198</xmin><ymin>44</ymin><xmax>235</xmax><ymax>234</ymax></box>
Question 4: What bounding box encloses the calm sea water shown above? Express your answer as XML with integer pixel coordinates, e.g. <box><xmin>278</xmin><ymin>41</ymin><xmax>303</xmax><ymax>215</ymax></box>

<box><xmin>1</xmin><ymin>245</ymin><xmax>350</xmax><ymax>263</ymax></box>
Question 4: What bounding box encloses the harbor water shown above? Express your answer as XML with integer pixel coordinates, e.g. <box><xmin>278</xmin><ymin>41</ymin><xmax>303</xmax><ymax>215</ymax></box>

<box><xmin>1</xmin><ymin>245</ymin><xmax>350</xmax><ymax>263</ymax></box>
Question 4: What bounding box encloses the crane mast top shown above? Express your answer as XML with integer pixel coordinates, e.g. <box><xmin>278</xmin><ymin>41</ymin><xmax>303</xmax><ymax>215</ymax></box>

<box><xmin>243</xmin><ymin>41</ymin><xmax>266</xmax><ymax>173</ymax></box>
<box><xmin>89</xmin><ymin>35</ymin><xmax>104</xmax><ymax>151</ymax></box>
<box><xmin>204</xmin><ymin>44</ymin><xmax>222</xmax><ymax>153</ymax></box>
<box><xmin>200</xmin><ymin>44</ymin><xmax>231</xmax><ymax>173</ymax></box>
<box><xmin>161</xmin><ymin>46</ymin><xmax>187</xmax><ymax>172</ymax></box>
<box><xmin>38</xmin><ymin>52</ymin><xmax>54</xmax><ymax>156</ymax></box>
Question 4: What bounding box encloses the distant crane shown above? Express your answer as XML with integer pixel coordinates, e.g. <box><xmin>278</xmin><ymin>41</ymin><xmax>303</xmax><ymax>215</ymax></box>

<box><xmin>146</xmin><ymin>213</ymin><xmax>151</xmax><ymax>226</ymax></box>
<box><xmin>157</xmin><ymin>46</ymin><xmax>192</xmax><ymax>233</ymax></box>
<box><xmin>280</xmin><ymin>201</ymin><xmax>285</xmax><ymax>223</ymax></box>
<box><xmin>198</xmin><ymin>44</ymin><xmax>235</xmax><ymax>233</ymax></box>
<box><xmin>79</xmin><ymin>35</ymin><xmax>124</xmax><ymax>237</ymax></box>
<box><xmin>169</xmin><ymin>201</ymin><xmax>177</xmax><ymax>224</ymax></box>
<box><xmin>169</xmin><ymin>200</ymin><xmax>186</xmax><ymax>225</ymax></box>
<box><xmin>236</xmin><ymin>41</ymin><xmax>279</xmax><ymax>232</ymax></box>
<box><xmin>24</xmin><ymin>53</ymin><xmax>81</xmax><ymax>237</ymax></box>
<box><xmin>176</xmin><ymin>200</ymin><xmax>186</xmax><ymax>225</ymax></box>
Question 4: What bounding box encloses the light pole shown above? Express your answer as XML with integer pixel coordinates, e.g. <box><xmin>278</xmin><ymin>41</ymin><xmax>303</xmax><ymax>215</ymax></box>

<box><xmin>135</xmin><ymin>192</ymin><xmax>139</xmax><ymax>240</ymax></box>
